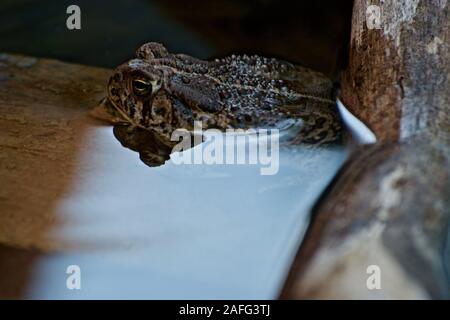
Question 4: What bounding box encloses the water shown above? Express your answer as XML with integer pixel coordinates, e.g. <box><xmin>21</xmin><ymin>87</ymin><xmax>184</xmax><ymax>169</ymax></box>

<box><xmin>24</xmin><ymin>126</ymin><xmax>349</xmax><ymax>299</ymax></box>
<box><xmin>1</xmin><ymin>0</ymin><xmax>354</xmax><ymax>299</ymax></box>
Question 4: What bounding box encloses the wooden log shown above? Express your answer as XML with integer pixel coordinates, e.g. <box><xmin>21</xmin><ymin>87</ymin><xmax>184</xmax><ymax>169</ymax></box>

<box><xmin>0</xmin><ymin>53</ymin><xmax>110</xmax><ymax>251</ymax></box>
<box><xmin>282</xmin><ymin>0</ymin><xmax>450</xmax><ymax>299</ymax></box>
<box><xmin>341</xmin><ymin>0</ymin><xmax>450</xmax><ymax>141</ymax></box>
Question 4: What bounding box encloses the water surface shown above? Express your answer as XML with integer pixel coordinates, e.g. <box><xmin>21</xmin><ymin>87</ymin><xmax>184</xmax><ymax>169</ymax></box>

<box><xmin>25</xmin><ymin>126</ymin><xmax>349</xmax><ymax>299</ymax></box>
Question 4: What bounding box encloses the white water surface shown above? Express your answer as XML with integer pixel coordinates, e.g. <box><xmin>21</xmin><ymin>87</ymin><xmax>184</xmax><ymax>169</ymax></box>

<box><xmin>25</xmin><ymin>126</ymin><xmax>349</xmax><ymax>299</ymax></box>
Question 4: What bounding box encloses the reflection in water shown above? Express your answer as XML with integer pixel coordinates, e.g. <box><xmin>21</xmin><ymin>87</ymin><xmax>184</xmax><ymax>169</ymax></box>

<box><xmin>111</xmin><ymin>118</ymin><xmax>334</xmax><ymax>170</ymax></box>
<box><xmin>113</xmin><ymin>125</ymin><xmax>173</xmax><ymax>167</ymax></box>
<box><xmin>24</xmin><ymin>125</ymin><xmax>349</xmax><ymax>299</ymax></box>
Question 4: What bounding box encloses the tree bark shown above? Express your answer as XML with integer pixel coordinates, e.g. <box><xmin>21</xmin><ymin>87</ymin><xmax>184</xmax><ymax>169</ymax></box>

<box><xmin>283</xmin><ymin>0</ymin><xmax>450</xmax><ymax>299</ymax></box>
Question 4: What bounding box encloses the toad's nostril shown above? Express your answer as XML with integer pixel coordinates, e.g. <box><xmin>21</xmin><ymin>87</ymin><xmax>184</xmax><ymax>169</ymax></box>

<box><xmin>153</xmin><ymin>106</ymin><xmax>166</xmax><ymax>116</ymax></box>
<box><xmin>110</xmin><ymin>87</ymin><xmax>119</xmax><ymax>97</ymax></box>
<box><xmin>113</xmin><ymin>72</ymin><xmax>122</xmax><ymax>82</ymax></box>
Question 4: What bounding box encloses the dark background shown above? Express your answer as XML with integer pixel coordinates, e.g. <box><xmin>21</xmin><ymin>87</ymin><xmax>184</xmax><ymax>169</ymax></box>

<box><xmin>0</xmin><ymin>0</ymin><xmax>353</xmax><ymax>77</ymax></box>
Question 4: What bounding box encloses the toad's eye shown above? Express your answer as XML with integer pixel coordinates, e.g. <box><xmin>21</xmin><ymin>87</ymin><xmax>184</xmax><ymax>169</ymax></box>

<box><xmin>132</xmin><ymin>78</ymin><xmax>152</xmax><ymax>96</ymax></box>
